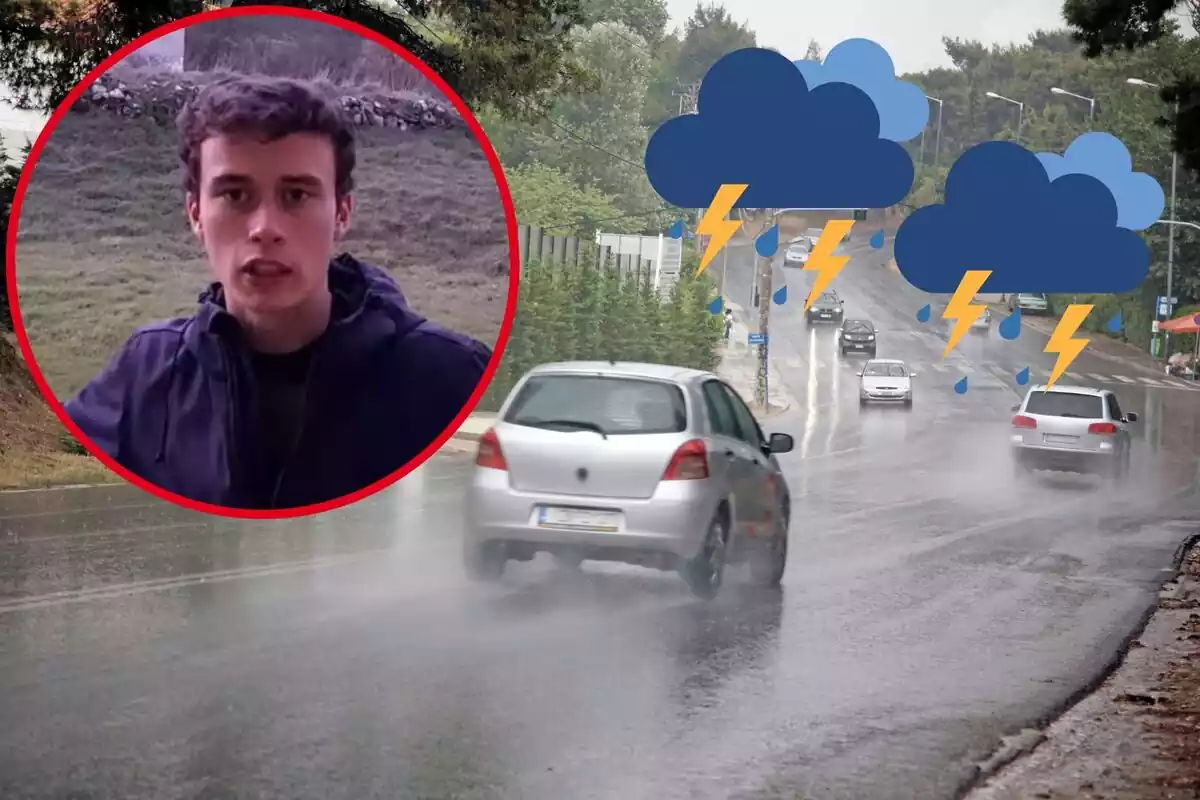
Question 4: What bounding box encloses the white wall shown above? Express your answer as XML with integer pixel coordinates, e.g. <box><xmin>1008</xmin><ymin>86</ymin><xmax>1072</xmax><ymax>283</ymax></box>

<box><xmin>0</xmin><ymin>82</ymin><xmax>47</xmax><ymax>165</ymax></box>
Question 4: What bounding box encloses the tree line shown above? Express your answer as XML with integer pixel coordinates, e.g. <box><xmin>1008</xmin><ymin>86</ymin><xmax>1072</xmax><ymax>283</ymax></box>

<box><xmin>480</xmin><ymin>245</ymin><xmax>725</xmax><ymax>410</ymax></box>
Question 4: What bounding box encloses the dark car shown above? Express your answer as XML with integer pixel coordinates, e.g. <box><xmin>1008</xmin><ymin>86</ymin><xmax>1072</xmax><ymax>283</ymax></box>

<box><xmin>838</xmin><ymin>318</ymin><xmax>877</xmax><ymax>357</ymax></box>
<box><xmin>806</xmin><ymin>290</ymin><xmax>844</xmax><ymax>325</ymax></box>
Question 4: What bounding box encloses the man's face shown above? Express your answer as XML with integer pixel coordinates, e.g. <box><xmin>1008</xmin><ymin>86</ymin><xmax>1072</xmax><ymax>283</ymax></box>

<box><xmin>186</xmin><ymin>132</ymin><xmax>352</xmax><ymax>315</ymax></box>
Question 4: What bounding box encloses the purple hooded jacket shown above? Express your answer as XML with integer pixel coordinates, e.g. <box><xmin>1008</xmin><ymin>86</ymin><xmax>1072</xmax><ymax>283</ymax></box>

<box><xmin>64</xmin><ymin>254</ymin><xmax>493</xmax><ymax>509</ymax></box>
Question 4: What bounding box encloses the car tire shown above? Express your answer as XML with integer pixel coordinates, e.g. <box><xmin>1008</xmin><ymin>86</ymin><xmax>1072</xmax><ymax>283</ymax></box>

<box><xmin>859</xmin><ymin>396</ymin><xmax>867</xmax><ymax>407</ymax></box>
<box><xmin>464</xmin><ymin>540</ymin><xmax>506</xmax><ymax>581</ymax></box>
<box><xmin>903</xmin><ymin>397</ymin><xmax>913</xmax><ymax>408</ymax></box>
<box><xmin>750</xmin><ymin>510</ymin><xmax>788</xmax><ymax>587</ymax></box>
<box><xmin>683</xmin><ymin>513</ymin><xmax>728</xmax><ymax>601</ymax></box>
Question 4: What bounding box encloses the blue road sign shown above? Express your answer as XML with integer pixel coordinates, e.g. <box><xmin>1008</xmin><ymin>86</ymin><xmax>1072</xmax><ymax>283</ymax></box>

<box><xmin>748</xmin><ymin>332</ymin><xmax>768</xmax><ymax>345</ymax></box>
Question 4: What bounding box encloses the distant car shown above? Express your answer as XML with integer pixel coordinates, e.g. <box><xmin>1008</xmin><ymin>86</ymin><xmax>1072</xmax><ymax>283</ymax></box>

<box><xmin>464</xmin><ymin>361</ymin><xmax>796</xmax><ymax>600</ymax></box>
<box><xmin>803</xmin><ymin>227</ymin><xmax>823</xmax><ymax>247</ymax></box>
<box><xmin>1007</xmin><ymin>293</ymin><xmax>1050</xmax><ymax>315</ymax></box>
<box><xmin>858</xmin><ymin>359</ymin><xmax>912</xmax><ymax>406</ymax></box>
<box><xmin>838</xmin><ymin>318</ymin><xmax>877</xmax><ymax>357</ymax></box>
<box><xmin>784</xmin><ymin>242</ymin><xmax>810</xmax><ymax>267</ymax></box>
<box><xmin>806</xmin><ymin>290</ymin><xmax>843</xmax><ymax>325</ymax></box>
<box><xmin>1010</xmin><ymin>384</ymin><xmax>1137</xmax><ymax>480</ymax></box>
<box><xmin>942</xmin><ymin>306</ymin><xmax>992</xmax><ymax>334</ymax></box>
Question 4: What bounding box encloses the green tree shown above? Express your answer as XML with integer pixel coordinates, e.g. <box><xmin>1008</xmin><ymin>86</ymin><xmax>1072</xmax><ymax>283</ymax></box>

<box><xmin>0</xmin><ymin>0</ymin><xmax>590</xmax><ymax>118</ymax></box>
<box><xmin>581</xmin><ymin>0</ymin><xmax>669</xmax><ymax>45</ymax></box>
<box><xmin>0</xmin><ymin>135</ymin><xmax>27</xmax><ymax>331</ymax></box>
<box><xmin>505</xmin><ymin>162</ymin><xmax>625</xmax><ymax>234</ymax></box>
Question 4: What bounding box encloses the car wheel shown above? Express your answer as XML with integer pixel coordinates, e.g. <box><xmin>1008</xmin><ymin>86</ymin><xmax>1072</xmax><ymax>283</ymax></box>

<box><xmin>683</xmin><ymin>513</ymin><xmax>728</xmax><ymax>601</ymax></box>
<box><xmin>903</xmin><ymin>397</ymin><xmax>913</xmax><ymax>408</ymax></box>
<box><xmin>750</xmin><ymin>511</ymin><xmax>788</xmax><ymax>587</ymax></box>
<box><xmin>859</xmin><ymin>396</ymin><xmax>867</xmax><ymax>406</ymax></box>
<box><xmin>464</xmin><ymin>540</ymin><xmax>506</xmax><ymax>581</ymax></box>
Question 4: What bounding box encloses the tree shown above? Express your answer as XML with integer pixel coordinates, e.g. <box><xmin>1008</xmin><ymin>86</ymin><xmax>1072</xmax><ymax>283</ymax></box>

<box><xmin>506</xmin><ymin>162</ymin><xmax>627</xmax><ymax>233</ymax></box>
<box><xmin>0</xmin><ymin>135</ymin><xmax>26</xmax><ymax>331</ymax></box>
<box><xmin>1062</xmin><ymin>1</ymin><xmax>1200</xmax><ymax>173</ymax></box>
<box><xmin>580</xmin><ymin>0</ymin><xmax>669</xmax><ymax>45</ymax></box>
<box><xmin>0</xmin><ymin>0</ymin><xmax>590</xmax><ymax>119</ymax></box>
<box><xmin>803</xmin><ymin>38</ymin><xmax>821</xmax><ymax>61</ymax></box>
<box><xmin>642</xmin><ymin>2</ymin><xmax>755</xmax><ymax>130</ymax></box>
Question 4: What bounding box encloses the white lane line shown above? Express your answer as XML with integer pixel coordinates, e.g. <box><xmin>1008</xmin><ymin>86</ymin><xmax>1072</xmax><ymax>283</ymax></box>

<box><xmin>1113</xmin><ymin>374</ymin><xmax>1136</xmax><ymax>383</ymax></box>
<box><xmin>1086</xmin><ymin>373</ymin><xmax>1110</xmax><ymax>382</ymax></box>
<box><xmin>1137</xmin><ymin>376</ymin><xmax>1165</xmax><ymax>387</ymax></box>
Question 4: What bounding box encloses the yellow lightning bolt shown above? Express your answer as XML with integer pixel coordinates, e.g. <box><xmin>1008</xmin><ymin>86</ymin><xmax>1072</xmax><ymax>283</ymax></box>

<box><xmin>695</xmin><ymin>183</ymin><xmax>747</xmax><ymax>277</ymax></box>
<box><xmin>801</xmin><ymin>218</ymin><xmax>856</xmax><ymax>313</ymax></box>
<box><xmin>1044</xmin><ymin>304</ymin><xmax>1093</xmax><ymax>390</ymax></box>
<box><xmin>941</xmin><ymin>270</ymin><xmax>992</xmax><ymax>358</ymax></box>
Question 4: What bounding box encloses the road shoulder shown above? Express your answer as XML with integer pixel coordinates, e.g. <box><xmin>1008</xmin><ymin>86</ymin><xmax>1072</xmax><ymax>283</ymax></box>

<box><xmin>965</xmin><ymin>534</ymin><xmax>1200</xmax><ymax>799</ymax></box>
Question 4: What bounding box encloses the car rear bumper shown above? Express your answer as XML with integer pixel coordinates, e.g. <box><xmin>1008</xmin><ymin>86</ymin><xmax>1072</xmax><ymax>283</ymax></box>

<box><xmin>861</xmin><ymin>391</ymin><xmax>910</xmax><ymax>402</ymax></box>
<box><xmin>465</xmin><ymin>468</ymin><xmax>716</xmax><ymax>562</ymax></box>
<box><xmin>1011</xmin><ymin>443</ymin><xmax>1115</xmax><ymax>474</ymax></box>
<box><xmin>841</xmin><ymin>341</ymin><xmax>876</xmax><ymax>352</ymax></box>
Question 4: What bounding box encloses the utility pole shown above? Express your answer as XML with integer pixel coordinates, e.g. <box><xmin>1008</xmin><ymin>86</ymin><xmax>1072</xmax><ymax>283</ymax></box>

<box><xmin>750</xmin><ymin>209</ymin><xmax>777</xmax><ymax>409</ymax></box>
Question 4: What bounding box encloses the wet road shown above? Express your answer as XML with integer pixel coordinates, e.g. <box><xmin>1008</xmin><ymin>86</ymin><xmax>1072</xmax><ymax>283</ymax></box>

<box><xmin>1</xmin><ymin>241</ymin><xmax>1198</xmax><ymax>799</ymax></box>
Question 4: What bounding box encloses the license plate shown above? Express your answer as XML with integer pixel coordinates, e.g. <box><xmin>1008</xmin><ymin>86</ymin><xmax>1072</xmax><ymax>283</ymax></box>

<box><xmin>1043</xmin><ymin>434</ymin><xmax>1078</xmax><ymax>445</ymax></box>
<box><xmin>820</xmin><ymin>312</ymin><xmax>831</xmax><ymax>317</ymax></box>
<box><xmin>537</xmin><ymin>506</ymin><xmax>621</xmax><ymax>532</ymax></box>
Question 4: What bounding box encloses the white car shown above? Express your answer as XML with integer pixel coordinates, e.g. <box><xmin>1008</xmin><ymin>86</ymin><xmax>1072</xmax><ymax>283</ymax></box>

<box><xmin>857</xmin><ymin>358</ymin><xmax>912</xmax><ymax>406</ymax></box>
<box><xmin>803</xmin><ymin>227</ymin><xmax>823</xmax><ymax>247</ymax></box>
<box><xmin>784</xmin><ymin>243</ymin><xmax>809</xmax><ymax>266</ymax></box>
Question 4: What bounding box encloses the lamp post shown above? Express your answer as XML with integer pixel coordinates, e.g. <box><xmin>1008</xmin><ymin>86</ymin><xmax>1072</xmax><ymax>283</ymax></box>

<box><xmin>985</xmin><ymin>90</ymin><xmax>1024</xmax><ymax>144</ymax></box>
<box><xmin>925</xmin><ymin>95</ymin><xmax>944</xmax><ymax>168</ymax></box>
<box><xmin>1050</xmin><ymin>86</ymin><xmax>1095</xmax><ymax>127</ymax></box>
<box><xmin>1128</xmin><ymin>77</ymin><xmax>1179</xmax><ymax>359</ymax></box>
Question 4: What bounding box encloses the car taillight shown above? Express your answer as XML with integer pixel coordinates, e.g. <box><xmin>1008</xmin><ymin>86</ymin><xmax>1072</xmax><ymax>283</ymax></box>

<box><xmin>1088</xmin><ymin>422</ymin><xmax>1118</xmax><ymax>435</ymax></box>
<box><xmin>475</xmin><ymin>428</ymin><xmax>508</xmax><ymax>470</ymax></box>
<box><xmin>662</xmin><ymin>439</ymin><xmax>708</xmax><ymax>480</ymax></box>
<box><xmin>1012</xmin><ymin>414</ymin><xmax>1037</xmax><ymax>429</ymax></box>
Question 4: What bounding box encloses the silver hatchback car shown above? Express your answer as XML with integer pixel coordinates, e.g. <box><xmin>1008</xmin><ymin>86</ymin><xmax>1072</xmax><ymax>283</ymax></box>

<box><xmin>1010</xmin><ymin>384</ymin><xmax>1138</xmax><ymax>479</ymax></box>
<box><xmin>464</xmin><ymin>362</ymin><xmax>795</xmax><ymax>599</ymax></box>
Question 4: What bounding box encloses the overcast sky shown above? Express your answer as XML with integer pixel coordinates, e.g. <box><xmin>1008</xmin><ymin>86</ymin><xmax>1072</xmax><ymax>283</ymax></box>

<box><xmin>664</xmin><ymin>0</ymin><xmax>1070</xmax><ymax>74</ymax></box>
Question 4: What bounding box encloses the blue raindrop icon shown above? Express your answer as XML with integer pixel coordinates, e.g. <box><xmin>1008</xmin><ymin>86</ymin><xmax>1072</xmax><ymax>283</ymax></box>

<box><xmin>756</xmin><ymin>224</ymin><xmax>780</xmax><ymax>257</ymax></box>
<box><xmin>1015</xmin><ymin>366</ymin><xmax>1030</xmax><ymax>385</ymax></box>
<box><xmin>773</xmin><ymin>285</ymin><xmax>787</xmax><ymax>306</ymax></box>
<box><xmin>667</xmin><ymin>220</ymin><xmax>684</xmax><ymax>239</ymax></box>
<box><xmin>707</xmin><ymin>295</ymin><xmax>723</xmax><ymax>315</ymax></box>
<box><xmin>870</xmin><ymin>229</ymin><xmax>885</xmax><ymax>248</ymax></box>
<box><xmin>916</xmin><ymin>303</ymin><xmax>931</xmax><ymax>323</ymax></box>
<box><xmin>998</xmin><ymin>308</ymin><xmax>1022</xmax><ymax>340</ymax></box>
<box><xmin>954</xmin><ymin>376</ymin><xmax>969</xmax><ymax>394</ymax></box>
<box><xmin>1107</xmin><ymin>311</ymin><xmax>1122</xmax><ymax>334</ymax></box>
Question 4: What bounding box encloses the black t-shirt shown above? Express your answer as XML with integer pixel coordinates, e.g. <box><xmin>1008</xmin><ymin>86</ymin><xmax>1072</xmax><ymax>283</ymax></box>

<box><xmin>249</xmin><ymin>343</ymin><xmax>316</xmax><ymax>502</ymax></box>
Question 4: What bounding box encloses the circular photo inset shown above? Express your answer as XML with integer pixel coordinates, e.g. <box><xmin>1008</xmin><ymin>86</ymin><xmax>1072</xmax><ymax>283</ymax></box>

<box><xmin>7</xmin><ymin>6</ymin><xmax>518</xmax><ymax>517</ymax></box>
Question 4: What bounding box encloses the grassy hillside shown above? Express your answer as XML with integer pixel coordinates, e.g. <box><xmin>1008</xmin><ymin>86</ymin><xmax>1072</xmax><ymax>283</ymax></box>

<box><xmin>13</xmin><ymin>75</ymin><xmax>510</xmax><ymax>400</ymax></box>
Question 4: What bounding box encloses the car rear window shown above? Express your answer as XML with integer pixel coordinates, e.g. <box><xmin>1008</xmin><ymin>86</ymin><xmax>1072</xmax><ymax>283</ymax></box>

<box><xmin>504</xmin><ymin>375</ymin><xmax>688</xmax><ymax>434</ymax></box>
<box><xmin>1024</xmin><ymin>391</ymin><xmax>1104</xmax><ymax>418</ymax></box>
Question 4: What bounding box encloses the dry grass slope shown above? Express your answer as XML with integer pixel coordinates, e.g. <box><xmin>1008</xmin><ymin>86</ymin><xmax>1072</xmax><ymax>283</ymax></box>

<box><xmin>14</xmin><ymin>81</ymin><xmax>510</xmax><ymax>400</ymax></box>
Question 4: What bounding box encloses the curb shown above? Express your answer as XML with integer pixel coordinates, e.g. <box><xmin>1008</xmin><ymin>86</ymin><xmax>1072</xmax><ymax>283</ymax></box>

<box><xmin>955</xmin><ymin>530</ymin><xmax>1200</xmax><ymax>799</ymax></box>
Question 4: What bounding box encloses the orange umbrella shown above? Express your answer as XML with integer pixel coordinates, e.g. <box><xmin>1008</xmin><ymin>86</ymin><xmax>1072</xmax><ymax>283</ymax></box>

<box><xmin>1159</xmin><ymin>312</ymin><xmax>1200</xmax><ymax>334</ymax></box>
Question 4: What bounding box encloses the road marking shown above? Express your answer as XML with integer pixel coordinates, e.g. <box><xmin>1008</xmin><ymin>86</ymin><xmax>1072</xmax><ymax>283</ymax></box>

<box><xmin>1086</xmin><ymin>373</ymin><xmax>1109</xmax><ymax>382</ymax></box>
<box><xmin>0</xmin><ymin>549</ymin><xmax>391</xmax><ymax>614</ymax></box>
<box><xmin>1113</xmin><ymin>375</ymin><xmax>1136</xmax><ymax>383</ymax></box>
<box><xmin>1137</xmin><ymin>376</ymin><xmax>1165</xmax><ymax>387</ymax></box>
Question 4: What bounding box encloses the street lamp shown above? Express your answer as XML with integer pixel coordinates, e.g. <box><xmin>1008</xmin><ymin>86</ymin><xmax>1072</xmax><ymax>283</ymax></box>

<box><xmin>1128</xmin><ymin>77</ymin><xmax>1179</xmax><ymax>358</ymax></box>
<box><xmin>925</xmin><ymin>95</ymin><xmax>944</xmax><ymax>168</ymax></box>
<box><xmin>1050</xmin><ymin>86</ymin><xmax>1095</xmax><ymax>126</ymax></box>
<box><xmin>985</xmin><ymin>91</ymin><xmax>1024</xmax><ymax>143</ymax></box>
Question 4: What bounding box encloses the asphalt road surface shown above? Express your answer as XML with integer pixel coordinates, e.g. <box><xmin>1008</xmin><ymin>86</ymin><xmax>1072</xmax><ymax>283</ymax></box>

<box><xmin>1</xmin><ymin>240</ymin><xmax>1198</xmax><ymax>799</ymax></box>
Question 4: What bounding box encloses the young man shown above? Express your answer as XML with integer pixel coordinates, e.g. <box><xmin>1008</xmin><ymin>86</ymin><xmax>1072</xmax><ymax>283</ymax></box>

<box><xmin>65</xmin><ymin>75</ymin><xmax>495</xmax><ymax>510</ymax></box>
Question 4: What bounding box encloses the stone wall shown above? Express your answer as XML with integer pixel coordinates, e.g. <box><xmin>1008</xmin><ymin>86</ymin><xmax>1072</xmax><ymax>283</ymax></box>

<box><xmin>72</xmin><ymin>72</ymin><xmax>465</xmax><ymax>133</ymax></box>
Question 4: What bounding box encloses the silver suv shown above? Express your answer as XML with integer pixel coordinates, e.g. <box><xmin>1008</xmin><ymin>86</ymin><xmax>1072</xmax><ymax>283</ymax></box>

<box><xmin>464</xmin><ymin>362</ymin><xmax>795</xmax><ymax>599</ymax></box>
<box><xmin>1010</xmin><ymin>385</ymin><xmax>1137</xmax><ymax>479</ymax></box>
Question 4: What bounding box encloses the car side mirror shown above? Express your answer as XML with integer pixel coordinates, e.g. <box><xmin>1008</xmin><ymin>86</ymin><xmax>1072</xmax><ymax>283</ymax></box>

<box><xmin>1124</xmin><ymin>412</ymin><xmax>1139</xmax><ymax>423</ymax></box>
<box><xmin>856</xmin><ymin>370</ymin><xmax>863</xmax><ymax>376</ymax></box>
<box><xmin>767</xmin><ymin>433</ymin><xmax>794</xmax><ymax>454</ymax></box>
<box><xmin>1010</xmin><ymin>404</ymin><xmax>1021</xmax><ymax>412</ymax></box>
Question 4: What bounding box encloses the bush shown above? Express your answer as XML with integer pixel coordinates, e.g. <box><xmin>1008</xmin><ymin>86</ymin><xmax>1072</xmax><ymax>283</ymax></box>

<box><xmin>480</xmin><ymin>249</ymin><xmax>724</xmax><ymax>410</ymax></box>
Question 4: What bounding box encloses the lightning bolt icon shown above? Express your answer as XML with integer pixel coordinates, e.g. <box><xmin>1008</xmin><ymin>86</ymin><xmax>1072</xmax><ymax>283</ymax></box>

<box><xmin>941</xmin><ymin>270</ymin><xmax>992</xmax><ymax>358</ymax></box>
<box><xmin>1044</xmin><ymin>304</ymin><xmax>1093</xmax><ymax>389</ymax></box>
<box><xmin>802</xmin><ymin>219</ymin><xmax>856</xmax><ymax>312</ymax></box>
<box><xmin>695</xmin><ymin>184</ymin><xmax>747</xmax><ymax>277</ymax></box>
